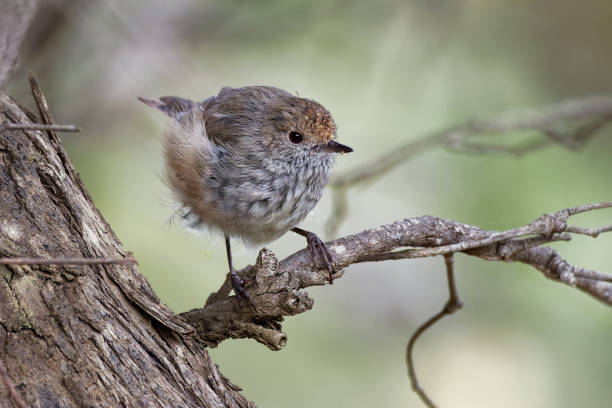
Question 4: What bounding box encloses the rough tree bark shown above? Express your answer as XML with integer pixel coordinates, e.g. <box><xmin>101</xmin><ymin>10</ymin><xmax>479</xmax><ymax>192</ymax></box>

<box><xmin>0</xmin><ymin>88</ymin><xmax>254</xmax><ymax>407</ymax></box>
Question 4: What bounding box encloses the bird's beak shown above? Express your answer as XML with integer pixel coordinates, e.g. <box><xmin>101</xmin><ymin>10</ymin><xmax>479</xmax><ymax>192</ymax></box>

<box><xmin>314</xmin><ymin>140</ymin><xmax>354</xmax><ymax>154</ymax></box>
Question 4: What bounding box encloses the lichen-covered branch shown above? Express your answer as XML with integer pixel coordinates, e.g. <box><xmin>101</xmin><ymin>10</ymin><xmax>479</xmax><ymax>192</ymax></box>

<box><xmin>182</xmin><ymin>202</ymin><xmax>612</xmax><ymax>350</ymax></box>
<box><xmin>326</xmin><ymin>95</ymin><xmax>612</xmax><ymax>237</ymax></box>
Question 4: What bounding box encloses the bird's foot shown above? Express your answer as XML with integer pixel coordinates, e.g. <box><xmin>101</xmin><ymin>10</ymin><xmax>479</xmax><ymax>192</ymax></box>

<box><xmin>304</xmin><ymin>232</ymin><xmax>335</xmax><ymax>284</ymax></box>
<box><xmin>230</xmin><ymin>270</ymin><xmax>256</xmax><ymax>310</ymax></box>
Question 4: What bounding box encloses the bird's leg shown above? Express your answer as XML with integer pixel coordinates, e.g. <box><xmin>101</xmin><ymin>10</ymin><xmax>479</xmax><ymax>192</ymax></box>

<box><xmin>225</xmin><ymin>236</ymin><xmax>255</xmax><ymax>308</ymax></box>
<box><xmin>291</xmin><ymin>227</ymin><xmax>335</xmax><ymax>284</ymax></box>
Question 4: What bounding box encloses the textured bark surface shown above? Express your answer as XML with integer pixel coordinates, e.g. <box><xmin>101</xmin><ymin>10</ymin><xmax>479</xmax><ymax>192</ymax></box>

<box><xmin>0</xmin><ymin>94</ymin><xmax>253</xmax><ymax>407</ymax></box>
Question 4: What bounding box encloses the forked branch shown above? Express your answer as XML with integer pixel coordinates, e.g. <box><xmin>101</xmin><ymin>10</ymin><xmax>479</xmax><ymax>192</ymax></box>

<box><xmin>181</xmin><ymin>201</ymin><xmax>612</xmax><ymax>351</ymax></box>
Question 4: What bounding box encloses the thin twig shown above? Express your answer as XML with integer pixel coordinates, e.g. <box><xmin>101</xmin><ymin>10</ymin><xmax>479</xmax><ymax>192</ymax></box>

<box><xmin>495</xmin><ymin>233</ymin><xmax>572</xmax><ymax>259</ymax></box>
<box><xmin>566</xmin><ymin>201</ymin><xmax>612</xmax><ymax>215</ymax></box>
<box><xmin>29</xmin><ymin>73</ymin><xmax>55</xmax><ymax>128</ymax></box>
<box><xmin>0</xmin><ymin>121</ymin><xmax>79</xmax><ymax>133</ymax></box>
<box><xmin>407</xmin><ymin>254</ymin><xmax>462</xmax><ymax>408</ymax></box>
<box><xmin>566</xmin><ymin>224</ymin><xmax>612</xmax><ymax>238</ymax></box>
<box><xmin>0</xmin><ymin>256</ymin><xmax>138</xmax><ymax>266</ymax></box>
<box><xmin>0</xmin><ymin>366</ymin><xmax>26</xmax><ymax>408</ymax></box>
<box><xmin>571</xmin><ymin>268</ymin><xmax>612</xmax><ymax>283</ymax></box>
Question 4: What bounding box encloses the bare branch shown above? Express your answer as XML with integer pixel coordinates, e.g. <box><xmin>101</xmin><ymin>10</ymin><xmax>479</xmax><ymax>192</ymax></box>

<box><xmin>566</xmin><ymin>201</ymin><xmax>612</xmax><ymax>215</ymax></box>
<box><xmin>568</xmin><ymin>268</ymin><xmax>612</xmax><ymax>283</ymax></box>
<box><xmin>566</xmin><ymin>224</ymin><xmax>612</xmax><ymax>238</ymax></box>
<box><xmin>181</xmin><ymin>202</ymin><xmax>612</xmax><ymax>350</ymax></box>
<box><xmin>356</xmin><ymin>202</ymin><xmax>612</xmax><ymax>262</ymax></box>
<box><xmin>326</xmin><ymin>96</ymin><xmax>612</xmax><ymax>237</ymax></box>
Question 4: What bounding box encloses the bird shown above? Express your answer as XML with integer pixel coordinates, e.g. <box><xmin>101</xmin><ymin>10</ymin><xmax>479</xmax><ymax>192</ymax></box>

<box><xmin>139</xmin><ymin>86</ymin><xmax>353</xmax><ymax>305</ymax></box>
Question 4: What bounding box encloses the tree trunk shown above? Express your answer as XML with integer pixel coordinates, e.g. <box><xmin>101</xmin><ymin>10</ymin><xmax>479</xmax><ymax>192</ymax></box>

<box><xmin>0</xmin><ymin>91</ymin><xmax>253</xmax><ymax>407</ymax></box>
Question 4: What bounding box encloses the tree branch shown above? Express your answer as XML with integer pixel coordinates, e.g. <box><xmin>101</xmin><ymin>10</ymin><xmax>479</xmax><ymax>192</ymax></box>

<box><xmin>181</xmin><ymin>202</ymin><xmax>612</xmax><ymax>350</ymax></box>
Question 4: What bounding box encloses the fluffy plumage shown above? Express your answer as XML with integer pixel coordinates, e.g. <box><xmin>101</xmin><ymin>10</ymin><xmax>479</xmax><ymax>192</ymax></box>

<box><xmin>140</xmin><ymin>86</ymin><xmax>347</xmax><ymax>245</ymax></box>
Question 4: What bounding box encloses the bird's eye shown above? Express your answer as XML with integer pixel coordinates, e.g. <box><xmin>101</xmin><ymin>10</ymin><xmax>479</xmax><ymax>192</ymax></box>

<box><xmin>288</xmin><ymin>131</ymin><xmax>303</xmax><ymax>144</ymax></box>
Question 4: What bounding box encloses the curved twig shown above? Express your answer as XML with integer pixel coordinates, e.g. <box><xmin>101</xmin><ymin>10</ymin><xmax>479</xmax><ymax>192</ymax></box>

<box><xmin>407</xmin><ymin>254</ymin><xmax>462</xmax><ymax>408</ymax></box>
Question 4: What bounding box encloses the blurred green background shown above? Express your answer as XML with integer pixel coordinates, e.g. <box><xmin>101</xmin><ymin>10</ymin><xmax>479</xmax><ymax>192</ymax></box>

<box><xmin>8</xmin><ymin>0</ymin><xmax>612</xmax><ymax>406</ymax></box>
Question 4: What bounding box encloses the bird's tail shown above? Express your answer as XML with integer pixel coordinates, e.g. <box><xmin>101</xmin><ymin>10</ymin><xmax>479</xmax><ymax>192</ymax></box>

<box><xmin>137</xmin><ymin>96</ymin><xmax>196</xmax><ymax>118</ymax></box>
<box><xmin>142</xmin><ymin>98</ymin><xmax>217</xmax><ymax>220</ymax></box>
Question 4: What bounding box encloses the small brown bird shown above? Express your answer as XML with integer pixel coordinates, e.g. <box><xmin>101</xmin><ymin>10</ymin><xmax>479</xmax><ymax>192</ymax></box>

<box><xmin>139</xmin><ymin>86</ymin><xmax>352</xmax><ymax>305</ymax></box>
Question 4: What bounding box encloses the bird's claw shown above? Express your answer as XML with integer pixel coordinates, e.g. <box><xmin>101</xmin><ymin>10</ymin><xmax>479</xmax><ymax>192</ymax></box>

<box><xmin>230</xmin><ymin>270</ymin><xmax>256</xmax><ymax>310</ymax></box>
<box><xmin>305</xmin><ymin>232</ymin><xmax>335</xmax><ymax>284</ymax></box>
